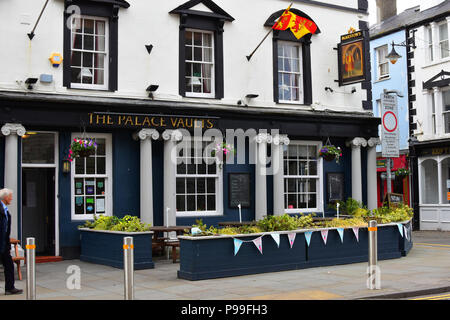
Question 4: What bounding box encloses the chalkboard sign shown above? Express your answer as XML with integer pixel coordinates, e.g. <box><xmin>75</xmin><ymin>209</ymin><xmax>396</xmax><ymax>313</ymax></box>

<box><xmin>327</xmin><ymin>172</ymin><xmax>344</xmax><ymax>202</ymax></box>
<box><xmin>229</xmin><ymin>173</ymin><xmax>251</xmax><ymax>208</ymax></box>
<box><xmin>383</xmin><ymin>193</ymin><xmax>404</xmax><ymax>208</ymax></box>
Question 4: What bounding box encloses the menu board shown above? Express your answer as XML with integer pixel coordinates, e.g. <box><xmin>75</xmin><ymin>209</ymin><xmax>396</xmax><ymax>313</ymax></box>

<box><xmin>383</xmin><ymin>193</ymin><xmax>404</xmax><ymax>208</ymax></box>
<box><xmin>229</xmin><ymin>173</ymin><xmax>251</xmax><ymax>208</ymax></box>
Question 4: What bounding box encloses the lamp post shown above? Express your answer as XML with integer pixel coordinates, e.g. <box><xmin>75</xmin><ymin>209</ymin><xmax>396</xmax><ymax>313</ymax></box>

<box><xmin>385</xmin><ymin>37</ymin><xmax>416</xmax><ymax>65</ymax></box>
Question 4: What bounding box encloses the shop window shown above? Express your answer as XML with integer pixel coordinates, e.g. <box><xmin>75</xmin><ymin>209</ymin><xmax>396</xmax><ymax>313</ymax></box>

<box><xmin>71</xmin><ymin>133</ymin><xmax>112</xmax><ymax>220</ymax></box>
<box><xmin>283</xmin><ymin>141</ymin><xmax>322</xmax><ymax>213</ymax></box>
<box><xmin>175</xmin><ymin>140</ymin><xmax>222</xmax><ymax>216</ymax></box>
<box><xmin>420</xmin><ymin>159</ymin><xmax>439</xmax><ymax>204</ymax></box>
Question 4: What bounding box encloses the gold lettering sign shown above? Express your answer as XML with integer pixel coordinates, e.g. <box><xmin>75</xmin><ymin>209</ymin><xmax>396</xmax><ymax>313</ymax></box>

<box><xmin>88</xmin><ymin>113</ymin><xmax>216</xmax><ymax>130</ymax></box>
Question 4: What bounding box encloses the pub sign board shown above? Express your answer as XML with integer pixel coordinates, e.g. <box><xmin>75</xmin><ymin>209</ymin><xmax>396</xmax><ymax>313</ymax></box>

<box><xmin>337</xmin><ymin>30</ymin><xmax>367</xmax><ymax>86</ymax></box>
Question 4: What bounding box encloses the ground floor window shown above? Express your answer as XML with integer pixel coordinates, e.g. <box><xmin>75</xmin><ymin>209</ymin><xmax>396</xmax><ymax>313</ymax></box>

<box><xmin>175</xmin><ymin>139</ymin><xmax>223</xmax><ymax>216</ymax></box>
<box><xmin>71</xmin><ymin>133</ymin><xmax>112</xmax><ymax>220</ymax></box>
<box><xmin>419</xmin><ymin>155</ymin><xmax>450</xmax><ymax>204</ymax></box>
<box><xmin>283</xmin><ymin>141</ymin><xmax>322</xmax><ymax>213</ymax></box>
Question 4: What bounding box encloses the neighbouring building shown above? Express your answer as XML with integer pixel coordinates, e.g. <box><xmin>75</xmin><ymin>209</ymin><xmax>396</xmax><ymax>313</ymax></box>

<box><xmin>0</xmin><ymin>0</ymin><xmax>379</xmax><ymax>259</ymax></box>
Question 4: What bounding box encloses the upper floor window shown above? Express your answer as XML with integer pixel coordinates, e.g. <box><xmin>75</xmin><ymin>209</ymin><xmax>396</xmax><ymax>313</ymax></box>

<box><xmin>439</xmin><ymin>22</ymin><xmax>449</xmax><ymax>59</ymax></box>
<box><xmin>426</xmin><ymin>25</ymin><xmax>434</xmax><ymax>62</ymax></box>
<box><xmin>185</xmin><ymin>30</ymin><xmax>215</xmax><ymax>98</ymax></box>
<box><xmin>170</xmin><ymin>0</ymin><xmax>234</xmax><ymax>99</ymax></box>
<box><xmin>431</xmin><ymin>92</ymin><xmax>437</xmax><ymax>135</ymax></box>
<box><xmin>278</xmin><ymin>42</ymin><xmax>303</xmax><ymax>103</ymax></box>
<box><xmin>376</xmin><ymin>45</ymin><xmax>389</xmax><ymax>80</ymax></box>
<box><xmin>443</xmin><ymin>90</ymin><xmax>450</xmax><ymax>134</ymax></box>
<box><xmin>70</xmin><ymin>16</ymin><xmax>109</xmax><ymax>90</ymax></box>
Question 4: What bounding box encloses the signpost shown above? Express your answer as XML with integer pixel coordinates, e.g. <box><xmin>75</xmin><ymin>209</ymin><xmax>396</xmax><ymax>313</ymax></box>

<box><xmin>381</xmin><ymin>92</ymin><xmax>399</xmax><ymax>194</ymax></box>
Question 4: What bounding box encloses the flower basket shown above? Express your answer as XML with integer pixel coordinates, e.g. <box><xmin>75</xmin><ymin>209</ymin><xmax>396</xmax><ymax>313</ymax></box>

<box><xmin>68</xmin><ymin>138</ymin><xmax>97</xmax><ymax>161</ymax></box>
<box><xmin>319</xmin><ymin>145</ymin><xmax>342</xmax><ymax>164</ymax></box>
<box><xmin>395</xmin><ymin>168</ymin><xmax>410</xmax><ymax>178</ymax></box>
<box><xmin>211</xmin><ymin>143</ymin><xmax>235</xmax><ymax>163</ymax></box>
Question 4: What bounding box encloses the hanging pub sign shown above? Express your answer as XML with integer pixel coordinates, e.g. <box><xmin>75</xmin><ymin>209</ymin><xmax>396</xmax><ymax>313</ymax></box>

<box><xmin>337</xmin><ymin>30</ymin><xmax>367</xmax><ymax>86</ymax></box>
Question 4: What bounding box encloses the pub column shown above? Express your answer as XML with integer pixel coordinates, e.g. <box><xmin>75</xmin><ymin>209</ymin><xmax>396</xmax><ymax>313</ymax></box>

<box><xmin>346</xmin><ymin>137</ymin><xmax>367</xmax><ymax>203</ymax></box>
<box><xmin>1</xmin><ymin>123</ymin><xmax>26</xmax><ymax>239</ymax></box>
<box><xmin>136</xmin><ymin>129</ymin><xmax>159</xmax><ymax>226</ymax></box>
<box><xmin>255</xmin><ymin>133</ymin><xmax>272</xmax><ymax>221</ymax></box>
<box><xmin>367</xmin><ymin>137</ymin><xmax>381</xmax><ymax>211</ymax></box>
<box><xmin>162</xmin><ymin>129</ymin><xmax>183</xmax><ymax>227</ymax></box>
<box><xmin>272</xmin><ymin>134</ymin><xmax>290</xmax><ymax>216</ymax></box>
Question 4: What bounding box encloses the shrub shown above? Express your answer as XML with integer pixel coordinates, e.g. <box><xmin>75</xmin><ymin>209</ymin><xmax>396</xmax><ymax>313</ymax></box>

<box><xmin>79</xmin><ymin>214</ymin><xmax>151</xmax><ymax>232</ymax></box>
<box><xmin>256</xmin><ymin>214</ymin><xmax>315</xmax><ymax>232</ymax></box>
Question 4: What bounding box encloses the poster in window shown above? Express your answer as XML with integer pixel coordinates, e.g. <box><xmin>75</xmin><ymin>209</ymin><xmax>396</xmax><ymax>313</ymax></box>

<box><xmin>75</xmin><ymin>197</ymin><xmax>84</xmax><ymax>214</ymax></box>
<box><xmin>86</xmin><ymin>197</ymin><xmax>95</xmax><ymax>213</ymax></box>
<box><xmin>96</xmin><ymin>197</ymin><xmax>105</xmax><ymax>213</ymax></box>
<box><xmin>337</xmin><ymin>30</ymin><xmax>367</xmax><ymax>86</ymax></box>
<box><xmin>327</xmin><ymin>172</ymin><xmax>344</xmax><ymax>202</ymax></box>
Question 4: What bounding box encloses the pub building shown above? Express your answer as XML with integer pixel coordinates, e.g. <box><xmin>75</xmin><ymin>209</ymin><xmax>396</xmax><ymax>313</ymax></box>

<box><xmin>0</xmin><ymin>0</ymin><xmax>379</xmax><ymax>259</ymax></box>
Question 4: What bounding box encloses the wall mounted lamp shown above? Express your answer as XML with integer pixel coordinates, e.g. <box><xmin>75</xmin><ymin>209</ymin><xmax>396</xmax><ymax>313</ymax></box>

<box><xmin>237</xmin><ymin>94</ymin><xmax>259</xmax><ymax>106</ymax></box>
<box><xmin>146</xmin><ymin>85</ymin><xmax>159</xmax><ymax>99</ymax></box>
<box><xmin>324</xmin><ymin>87</ymin><xmax>333</xmax><ymax>93</ymax></box>
<box><xmin>385</xmin><ymin>39</ymin><xmax>417</xmax><ymax>64</ymax></box>
<box><xmin>62</xmin><ymin>159</ymin><xmax>71</xmax><ymax>174</ymax></box>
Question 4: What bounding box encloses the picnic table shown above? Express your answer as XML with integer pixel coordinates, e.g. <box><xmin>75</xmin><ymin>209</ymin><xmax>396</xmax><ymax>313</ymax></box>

<box><xmin>149</xmin><ymin>226</ymin><xmax>191</xmax><ymax>263</ymax></box>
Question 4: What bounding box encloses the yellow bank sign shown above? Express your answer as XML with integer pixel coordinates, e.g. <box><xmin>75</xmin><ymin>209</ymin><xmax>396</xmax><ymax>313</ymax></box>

<box><xmin>88</xmin><ymin>113</ymin><xmax>216</xmax><ymax>129</ymax></box>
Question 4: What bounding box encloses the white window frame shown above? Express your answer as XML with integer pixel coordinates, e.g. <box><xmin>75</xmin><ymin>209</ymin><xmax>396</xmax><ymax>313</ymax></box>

<box><xmin>70</xmin><ymin>15</ymin><xmax>109</xmax><ymax>90</ymax></box>
<box><xmin>175</xmin><ymin>137</ymin><xmax>223</xmax><ymax>217</ymax></box>
<box><xmin>442</xmin><ymin>88</ymin><xmax>450</xmax><ymax>135</ymax></box>
<box><xmin>438</xmin><ymin>21</ymin><xmax>449</xmax><ymax>60</ymax></box>
<box><xmin>431</xmin><ymin>92</ymin><xmax>437</xmax><ymax>135</ymax></box>
<box><xmin>284</xmin><ymin>140</ymin><xmax>323</xmax><ymax>214</ymax></box>
<box><xmin>426</xmin><ymin>25</ymin><xmax>434</xmax><ymax>62</ymax></box>
<box><xmin>70</xmin><ymin>132</ymin><xmax>113</xmax><ymax>221</ymax></box>
<box><xmin>376</xmin><ymin>45</ymin><xmax>389</xmax><ymax>80</ymax></box>
<box><xmin>278</xmin><ymin>41</ymin><xmax>304</xmax><ymax>104</ymax></box>
<box><xmin>184</xmin><ymin>29</ymin><xmax>215</xmax><ymax>99</ymax></box>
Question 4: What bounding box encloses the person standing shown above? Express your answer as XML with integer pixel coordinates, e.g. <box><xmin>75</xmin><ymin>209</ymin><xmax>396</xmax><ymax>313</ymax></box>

<box><xmin>0</xmin><ymin>188</ymin><xmax>23</xmax><ymax>295</ymax></box>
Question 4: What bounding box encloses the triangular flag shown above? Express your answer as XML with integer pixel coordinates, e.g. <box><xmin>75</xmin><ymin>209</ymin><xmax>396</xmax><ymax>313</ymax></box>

<box><xmin>403</xmin><ymin>225</ymin><xmax>409</xmax><ymax>240</ymax></box>
<box><xmin>337</xmin><ymin>228</ymin><xmax>344</xmax><ymax>243</ymax></box>
<box><xmin>304</xmin><ymin>231</ymin><xmax>312</xmax><ymax>247</ymax></box>
<box><xmin>397</xmin><ymin>223</ymin><xmax>404</xmax><ymax>237</ymax></box>
<box><xmin>288</xmin><ymin>233</ymin><xmax>296</xmax><ymax>248</ymax></box>
<box><xmin>270</xmin><ymin>233</ymin><xmax>280</xmax><ymax>247</ymax></box>
<box><xmin>234</xmin><ymin>239</ymin><xmax>243</xmax><ymax>256</ymax></box>
<box><xmin>321</xmin><ymin>229</ymin><xmax>328</xmax><ymax>245</ymax></box>
<box><xmin>253</xmin><ymin>237</ymin><xmax>263</xmax><ymax>254</ymax></box>
<box><xmin>352</xmin><ymin>227</ymin><xmax>359</xmax><ymax>242</ymax></box>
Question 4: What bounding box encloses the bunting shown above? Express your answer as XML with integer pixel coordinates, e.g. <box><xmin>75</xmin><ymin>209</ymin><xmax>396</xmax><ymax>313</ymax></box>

<box><xmin>253</xmin><ymin>237</ymin><xmax>263</xmax><ymax>254</ymax></box>
<box><xmin>288</xmin><ymin>233</ymin><xmax>296</xmax><ymax>248</ymax></box>
<box><xmin>337</xmin><ymin>228</ymin><xmax>344</xmax><ymax>243</ymax></box>
<box><xmin>271</xmin><ymin>233</ymin><xmax>280</xmax><ymax>247</ymax></box>
<box><xmin>234</xmin><ymin>239</ymin><xmax>243</xmax><ymax>256</ymax></box>
<box><xmin>304</xmin><ymin>231</ymin><xmax>313</xmax><ymax>247</ymax></box>
<box><xmin>397</xmin><ymin>223</ymin><xmax>404</xmax><ymax>237</ymax></box>
<box><xmin>403</xmin><ymin>225</ymin><xmax>409</xmax><ymax>241</ymax></box>
<box><xmin>352</xmin><ymin>227</ymin><xmax>359</xmax><ymax>242</ymax></box>
<box><xmin>321</xmin><ymin>230</ymin><xmax>328</xmax><ymax>245</ymax></box>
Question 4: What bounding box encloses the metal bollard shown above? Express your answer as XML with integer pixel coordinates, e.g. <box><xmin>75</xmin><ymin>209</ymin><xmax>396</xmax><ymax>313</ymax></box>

<box><xmin>123</xmin><ymin>237</ymin><xmax>134</xmax><ymax>300</ymax></box>
<box><xmin>367</xmin><ymin>220</ymin><xmax>380</xmax><ymax>289</ymax></box>
<box><xmin>25</xmin><ymin>238</ymin><xmax>36</xmax><ymax>300</ymax></box>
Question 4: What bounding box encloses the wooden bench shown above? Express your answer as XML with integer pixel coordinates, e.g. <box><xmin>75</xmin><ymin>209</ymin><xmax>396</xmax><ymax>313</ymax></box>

<box><xmin>164</xmin><ymin>239</ymin><xmax>180</xmax><ymax>263</ymax></box>
<box><xmin>10</xmin><ymin>238</ymin><xmax>25</xmax><ymax>281</ymax></box>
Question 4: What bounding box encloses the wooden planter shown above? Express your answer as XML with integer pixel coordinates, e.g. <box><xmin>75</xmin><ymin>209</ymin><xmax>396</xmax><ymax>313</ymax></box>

<box><xmin>177</xmin><ymin>220</ymin><xmax>413</xmax><ymax>281</ymax></box>
<box><xmin>79</xmin><ymin>228</ymin><xmax>154</xmax><ymax>270</ymax></box>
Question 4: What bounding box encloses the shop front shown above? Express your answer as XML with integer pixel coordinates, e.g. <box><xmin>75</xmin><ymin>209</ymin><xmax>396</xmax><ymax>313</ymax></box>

<box><xmin>0</xmin><ymin>92</ymin><xmax>380</xmax><ymax>259</ymax></box>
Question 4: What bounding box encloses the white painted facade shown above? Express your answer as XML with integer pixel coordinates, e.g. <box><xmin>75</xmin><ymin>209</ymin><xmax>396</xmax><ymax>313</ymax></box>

<box><xmin>0</xmin><ymin>0</ymin><xmax>369</xmax><ymax>113</ymax></box>
<box><xmin>410</xmin><ymin>13</ymin><xmax>450</xmax><ymax>231</ymax></box>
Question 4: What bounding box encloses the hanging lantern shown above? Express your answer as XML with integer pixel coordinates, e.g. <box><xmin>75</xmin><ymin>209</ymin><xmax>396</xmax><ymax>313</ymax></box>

<box><xmin>385</xmin><ymin>42</ymin><xmax>402</xmax><ymax>64</ymax></box>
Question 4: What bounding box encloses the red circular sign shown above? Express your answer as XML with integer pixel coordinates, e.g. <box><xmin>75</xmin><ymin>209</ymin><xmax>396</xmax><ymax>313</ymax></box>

<box><xmin>383</xmin><ymin>111</ymin><xmax>398</xmax><ymax>132</ymax></box>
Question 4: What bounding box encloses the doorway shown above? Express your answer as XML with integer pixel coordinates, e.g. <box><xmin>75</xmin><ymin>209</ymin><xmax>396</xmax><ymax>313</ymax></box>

<box><xmin>21</xmin><ymin>168</ymin><xmax>55</xmax><ymax>255</ymax></box>
<box><xmin>21</xmin><ymin>131</ymin><xmax>58</xmax><ymax>256</ymax></box>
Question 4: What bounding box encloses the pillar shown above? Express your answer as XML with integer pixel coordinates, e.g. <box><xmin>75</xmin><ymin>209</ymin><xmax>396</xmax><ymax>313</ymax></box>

<box><xmin>346</xmin><ymin>137</ymin><xmax>367</xmax><ymax>203</ymax></box>
<box><xmin>1</xmin><ymin>123</ymin><xmax>26</xmax><ymax>239</ymax></box>
<box><xmin>137</xmin><ymin>129</ymin><xmax>159</xmax><ymax>225</ymax></box>
<box><xmin>367</xmin><ymin>137</ymin><xmax>381</xmax><ymax>210</ymax></box>
<box><xmin>272</xmin><ymin>134</ymin><xmax>290</xmax><ymax>216</ymax></box>
<box><xmin>162</xmin><ymin>130</ymin><xmax>183</xmax><ymax>227</ymax></box>
<box><xmin>255</xmin><ymin>133</ymin><xmax>271</xmax><ymax>220</ymax></box>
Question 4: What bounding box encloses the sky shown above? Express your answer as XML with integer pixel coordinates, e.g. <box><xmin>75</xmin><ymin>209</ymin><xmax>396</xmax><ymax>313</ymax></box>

<box><xmin>368</xmin><ymin>0</ymin><xmax>423</xmax><ymax>26</ymax></box>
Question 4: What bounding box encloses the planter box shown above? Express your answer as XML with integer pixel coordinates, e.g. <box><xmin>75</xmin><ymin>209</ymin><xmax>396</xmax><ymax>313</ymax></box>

<box><xmin>177</xmin><ymin>220</ymin><xmax>412</xmax><ymax>281</ymax></box>
<box><xmin>79</xmin><ymin>228</ymin><xmax>154</xmax><ymax>270</ymax></box>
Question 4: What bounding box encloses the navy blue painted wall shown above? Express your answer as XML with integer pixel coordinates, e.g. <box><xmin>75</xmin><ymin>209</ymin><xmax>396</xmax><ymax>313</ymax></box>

<box><xmin>152</xmin><ymin>141</ymin><xmax>164</xmax><ymax>227</ymax></box>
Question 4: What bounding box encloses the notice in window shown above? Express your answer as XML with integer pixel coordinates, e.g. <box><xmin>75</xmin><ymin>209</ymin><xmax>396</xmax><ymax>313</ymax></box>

<box><xmin>96</xmin><ymin>198</ymin><xmax>105</xmax><ymax>213</ymax></box>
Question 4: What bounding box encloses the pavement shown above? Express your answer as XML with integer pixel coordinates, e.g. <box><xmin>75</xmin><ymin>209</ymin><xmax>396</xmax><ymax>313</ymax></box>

<box><xmin>0</xmin><ymin>230</ymin><xmax>449</xmax><ymax>300</ymax></box>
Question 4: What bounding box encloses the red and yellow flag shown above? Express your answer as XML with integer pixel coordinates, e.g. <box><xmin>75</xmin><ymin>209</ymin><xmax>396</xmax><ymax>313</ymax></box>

<box><xmin>272</xmin><ymin>7</ymin><xmax>318</xmax><ymax>40</ymax></box>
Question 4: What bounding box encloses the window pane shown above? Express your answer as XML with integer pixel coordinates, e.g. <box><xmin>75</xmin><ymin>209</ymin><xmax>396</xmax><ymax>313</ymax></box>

<box><xmin>85</xmin><ymin>197</ymin><xmax>95</xmax><ymax>214</ymax></box>
<box><xmin>84</xmin><ymin>35</ymin><xmax>94</xmax><ymax>50</ymax></box>
<box><xmin>185</xmin><ymin>46</ymin><xmax>192</xmax><ymax>61</ymax></box>
<box><xmin>197</xmin><ymin>195</ymin><xmax>206</xmax><ymax>211</ymax></box>
<box><xmin>22</xmin><ymin>132</ymin><xmax>55</xmax><ymax>164</ymax></box>
<box><xmin>204</xmin><ymin>48</ymin><xmax>212</xmax><ymax>62</ymax></box>
<box><xmin>82</xmin><ymin>52</ymin><xmax>93</xmax><ymax>68</ymax></box>
<box><xmin>75</xmin><ymin>179</ymin><xmax>84</xmax><ymax>195</ymax></box>
<box><xmin>207</xmin><ymin>195</ymin><xmax>215</xmax><ymax>210</ymax></box>
<box><xmin>96</xmin><ymin>156</ymin><xmax>105</xmax><ymax>174</ymax></box>
<box><xmin>203</xmin><ymin>33</ymin><xmax>212</xmax><ymax>47</ymax></box>
<box><xmin>177</xmin><ymin>195</ymin><xmax>186</xmax><ymax>212</ymax></box>
<box><xmin>71</xmin><ymin>67</ymin><xmax>81</xmax><ymax>83</ymax></box>
<box><xmin>176</xmin><ymin>178</ymin><xmax>186</xmax><ymax>194</ymax></box>
<box><xmin>86</xmin><ymin>157</ymin><xmax>95</xmax><ymax>174</ymax></box>
<box><xmin>93</xmin><ymin>69</ymin><xmax>104</xmax><ymax>85</ymax></box>
<box><xmin>85</xmin><ymin>179</ymin><xmax>95</xmax><ymax>196</ymax></box>
<box><xmin>95</xmin><ymin>21</ymin><xmax>105</xmax><ymax>35</ymax></box>
<box><xmin>194</xmin><ymin>47</ymin><xmax>202</xmax><ymax>61</ymax></box>
<box><xmin>187</xmin><ymin>195</ymin><xmax>196</xmax><ymax>211</ymax></box>
<box><xmin>96</xmin><ymin>35</ymin><xmax>105</xmax><ymax>52</ymax></box>
<box><xmin>75</xmin><ymin>157</ymin><xmax>84</xmax><ymax>174</ymax></box>
<box><xmin>96</xmin><ymin>178</ymin><xmax>105</xmax><ymax>195</ymax></box>
<box><xmin>71</xmin><ymin>51</ymin><xmax>82</xmax><ymax>67</ymax></box>
<box><xmin>96</xmin><ymin>139</ymin><xmax>106</xmax><ymax>155</ymax></box>
<box><xmin>96</xmin><ymin>196</ymin><xmax>105</xmax><ymax>213</ymax></box>
<box><xmin>72</xmin><ymin>33</ymin><xmax>82</xmax><ymax>50</ymax></box>
<box><xmin>75</xmin><ymin>196</ymin><xmax>84</xmax><ymax>214</ymax></box>
<box><xmin>186</xmin><ymin>178</ymin><xmax>195</xmax><ymax>194</ymax></box>
<box><xmin>84</xmin><ymin>19</ymin><xmax>94</xmax><ymax>34</ymax></box>
<box><xmin>194</xmin><ymin>32</ymin><xmax>202</xmax><ymax>46</ymax></box>
<box><xmin>206</xmin><ymin>178</ymin><xmax>215</xmax><ymax>193</ymax></box>
<box><xmin>185</xmin><ymin>31</ymin><xmax>193</xmax><ymax>45</ymax></box>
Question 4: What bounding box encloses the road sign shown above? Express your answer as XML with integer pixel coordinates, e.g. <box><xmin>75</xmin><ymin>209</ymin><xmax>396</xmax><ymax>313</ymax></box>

<box><xmin>381</xmin><ymin>93</ymin><xmax>399</xmax><ymax>158</ymax></box>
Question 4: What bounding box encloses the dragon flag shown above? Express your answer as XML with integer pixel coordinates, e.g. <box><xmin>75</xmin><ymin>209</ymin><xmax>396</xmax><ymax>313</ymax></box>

<box><xmin>272</xmin><ymin>7</ymin><xmax>318</xmax><ymax>40</ymax></box>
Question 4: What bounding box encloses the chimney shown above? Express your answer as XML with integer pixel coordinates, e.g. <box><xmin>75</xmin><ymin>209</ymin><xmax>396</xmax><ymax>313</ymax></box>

<box><xmin>376</xmin><ymin>0</ymin><xmax>397</xmax><ymax>23</ymax></box>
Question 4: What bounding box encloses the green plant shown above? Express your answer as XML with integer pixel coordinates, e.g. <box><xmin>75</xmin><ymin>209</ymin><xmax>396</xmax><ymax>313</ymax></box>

<box><xmin>79</xmin><ymin>214</ymin><xmax>151</xmax><ymax>232</ymax></box>
<box><xmin>371</xmin><ymin>205</ymin><xmax>413</xmax><ymax>223</ymax></box>
<box><xmin>69</xmin><ymin>138</ymin><xmax>97</xmax><ymax>161</ymax></box>
<box><xmin>395</xmin><ymin>168</ymin><xmax>410</xmax><ymax>177</ymax></box>
<box><xmin>256</xmin><ymin>214</ymin><xmax>315</xmax><ymax>232</ymax></box>
<box><xmin>329</xmin><ymin>198</ymin><xmax>368</xmax><ymax>216</ymax></box>
<box><xmin>319</xmin><ymin>145</ymin><xmax>342</xmax><ymax>163</ymax></box>
<box><xmin>323</xmin><ymin>217</ymin><xmax>367</xmax><ymax>228</ymax></box>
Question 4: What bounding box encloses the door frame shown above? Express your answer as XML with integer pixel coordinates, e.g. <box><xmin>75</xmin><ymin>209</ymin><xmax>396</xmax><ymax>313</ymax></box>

<box><xmin>20</xmin><ymin>131</ymin><xmax>59</xmax><ymax>256</ymax></box>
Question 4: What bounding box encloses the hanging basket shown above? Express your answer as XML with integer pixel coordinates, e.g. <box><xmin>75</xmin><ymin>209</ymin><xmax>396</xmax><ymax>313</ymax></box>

<box><xmin>322</xmin><ymin>153</ymin><xmax>337</xmax><ymax>162</ymax></box>
<box><xmin>319</xmin><ymin>144</ymin><xmax>342</xmax><ymax>164</ymax></box>
<box><xmin>68</xmin><ymin>138</ymin><xmax>97</xmax><ymax>161</ymax></box>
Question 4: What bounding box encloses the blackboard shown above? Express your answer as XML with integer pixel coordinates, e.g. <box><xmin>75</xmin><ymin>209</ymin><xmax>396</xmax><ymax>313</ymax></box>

<box><xmin>327</xmin><ymin>172</ymin><xmax>344</xmax><ymax>202</ymax></box>
<box><xmin>229</xmin><ymin>173</ymin><xmax>251</xmax><ymax>208</ymax></box>
<box><xmin>383</xmin><ymin>192</ymin><xmax>404</xmax><ymax>208</ymax></box>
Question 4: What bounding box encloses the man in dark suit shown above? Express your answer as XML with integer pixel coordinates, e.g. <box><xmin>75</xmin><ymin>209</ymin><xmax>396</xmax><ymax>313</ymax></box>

<box><xmin>0</xmin><ymin>188</ymin><xmax>23</xmax><ymax>295</ymax></box>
